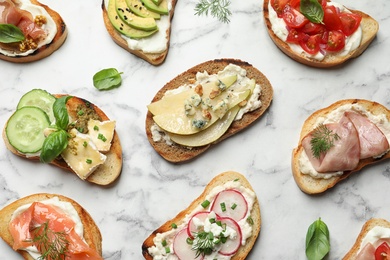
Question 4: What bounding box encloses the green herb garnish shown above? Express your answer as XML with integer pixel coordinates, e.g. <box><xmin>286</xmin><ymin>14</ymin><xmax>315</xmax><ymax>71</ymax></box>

<box><xmin>93</xmin><ymin>68</ymin><xmax>123</xmax><ymax>90</ymax></box>
<box><xmin>194</xmin><ymin>0</ymin><xmax>232</xmax><ymax>23</ymax></box>
<box><xmin>220</xmin><ymin>202</ymin><xmax>226</xmax><ymax>212</ymax></box>
<box><xmin>310</xmin><ymin>124</ymin><xmax>340</xmax><ymax>159</ymax></box>
<box><xmin>201</xmin><ymin>200</ymin><xmax>210</xmax><ymax>208</ymax></box>
<box><xmin>30</xmin><ymin>221</ymin><xmax>69</xmax><ymax>260</ymax></box>
<box><xmin>300</xmin><ymin>0</ymin><xmax>324</xmax><ymax>24</ymax></box>
<box><xmin>192</xmin><ymin>231</ymin><xmax>215</xmax><ymax>257</ymax></box>
<box><xmin>0</xmin><ymin>24</ymin><xmax>25</xmax><ymax>43</ymax></box>
<box><xmin>171</xmin><ymin>223</ymin><xmax>178</xmax><ymax>229</ymax></box>
<box><xmin>305</xmin><ymin>218</ymin><xmax>330</xmax><ymax>260</ymax></box>
<box><xmin>86</xmin><ymin>159</ymin><xmax>92</xmax><ymax>164</ymax></box>
<box><xmin>98</xmin><ymin>133</ymin><xmax>107</xmax><ymax>142</ymax></box>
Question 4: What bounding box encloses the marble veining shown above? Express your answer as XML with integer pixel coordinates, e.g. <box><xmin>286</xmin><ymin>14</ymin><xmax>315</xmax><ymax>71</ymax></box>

<box><xmin>1</xmin><ymin>0</ymin><xmax>390</xmax><ymax>259</ymax></box>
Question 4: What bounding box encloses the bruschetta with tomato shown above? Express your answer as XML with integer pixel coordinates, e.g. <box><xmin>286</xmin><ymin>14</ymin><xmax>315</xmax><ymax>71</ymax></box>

<box><xmin>263</xmin><ymin>0</ymin><xmax>379</xmax><ymax>67</ymax></box>
<box><xmin>0</xmin><ymin>0</ymin><xmax>67</xmax><ymax>63</ymax></box>
<box><xmin>292</xmin><ymin>99</ymin><xmax>390</xmax><ymax>194</ymax></box>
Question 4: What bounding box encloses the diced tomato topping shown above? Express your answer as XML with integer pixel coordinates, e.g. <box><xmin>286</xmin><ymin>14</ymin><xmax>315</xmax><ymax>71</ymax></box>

<box><xmin>324</xmin><ymin>30</ymin><xmax>345</xmax><ymax>52</ymax></box>
<box><xmin>375</xmin><ymin>242</ymin><xmax>390</xmax><ymax>260</ymax></box>
<box><xmin>299</xmin><ymin>34</ymin><xmax>321</xmax><ymax>54</ymax></box>
<box><xmin>286</xmin><ymin>28</ymin><xmax>305</xmax><ymax>43</ymax></box>
<box><xmin>289</xmin><ymin>0</ymin><xmax>300</xmax><ymax>9</ymax></box>
<box><xmin>323</xmin><ymin>5</ymin><xmax>342</xmax><ymax>31</ymax></box>
<box><xmin>339</xmin><ymin>12</ymin><xmax>362</xmax><ymax>36</ymax></box>
<box><xmin>301</xmin><ymin>22</ymin><xmax>326</xmax><ymax>35</ymax></box>
<box><xmin>282</xmin><ymin>4</ymin><xmax>309</xmax><ymax>28</ymax></box>
<box><xmin>271</xmin><ymin>0</ymin><xmax>290</xmax><ymax>17</ymax></box>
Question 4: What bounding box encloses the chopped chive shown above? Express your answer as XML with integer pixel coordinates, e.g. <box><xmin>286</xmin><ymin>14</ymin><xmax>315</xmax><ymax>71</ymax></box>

<box><xmin>231</xmin><ymin>203</ymin><xmax>237</xmax><ymax>210</ymax></box>
<box><xmin>165</xmin><ymin>247</ymin><xmax>170</xmax><ymax>254</ymax></box>
<box><xmin>86</xmin><ymin>159</ymin><xmax>92</xmax><ymax>164</ymax></box>
<box><xmin>83</xmin><ymin>141</ymin><xmax>88</xmax><ymax>147</ymax></box>
<box><xmin>186</xmin><ymin>237</ymin><xmax>193</xmax><ymax>245</ymax></box>
<box><xmin>93</xmin><ymin>125</ymin><xmax>99</xmax><ymax>131</ymax></box>
<box><xmin>201</xmin><ymin>200</ymin><xmax>210</xmax><ymax>208</ymax></box>
<box><xmin>162</xmin><ymin>240</ymin><xmax>167</xmax><ymax>247</ymax></box>
<box><xmin>77</xmin><ymin>127</ymin><xmax>84</xmax><ymax>133</ymax></box>
<box><xmin>247</xmin><ymin>216</ymin><xmax>254</xmax><ymax>225</ymax></box>
<box><xmin>77</xmin><ymin>110</ymin><xmax>84</xmax><ymax>116</ymax></box>
<box><xmin>171</xmin><ymin>223</ymin><xmax>177</xmax><ymax>229</ymax></box>
<box><xmin>209</xmin><ymin>218</ymin><xmax>216</xmax><ymax>224</ymax></box>
<box><xmin>220</xmin><ymin>202</ymin><xmax>226</xmax><ymax>212</ymax></box>
<box><xmin>98</xmin><ymin>133</ymin><xmax>107</xmax><ymax>142</ymax></box>
<box><xmin>233</xmin><ymin>178</ymin><xmax>239</xmax><ymax>182</ymax></box>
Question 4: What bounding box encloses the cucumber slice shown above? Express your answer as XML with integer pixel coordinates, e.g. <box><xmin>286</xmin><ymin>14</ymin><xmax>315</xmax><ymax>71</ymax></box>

<box><xmin>17</xmin><ymin>89</ymin><xmax>56</xmax><ymax>123</ymax></box>
<box><xmin>6</xmin><ymin>106</ymin><xmax>50</xmax><ymax>153</ymax></box>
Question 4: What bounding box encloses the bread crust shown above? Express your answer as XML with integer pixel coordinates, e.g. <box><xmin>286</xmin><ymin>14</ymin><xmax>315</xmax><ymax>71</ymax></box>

<box><xmin>101</xmin><ymin>0</ymin><xmax>177</xmax><ymax>66</ymax></box>
<box><xmin>145</xmin><ymin>58</ymin><xmax>274</xmax><ymax>163</ymax></box>
<box><xmin>0</xmin><ymin>0</ymin><xmax>68</xmax><ymax>63</ymax></box>
<box><xmin>342</xmin><ymin>218</ymin><xmax>390</xmax><ymax>259</ymax></box>
<box><xmin>292</xmin><ymin>99</ymin><xmax>390</xmax><ymax>194</ymax></box>
<box><xmin>142</xmin><ymin>171</ymin><xmax>261</xmax><ymax>260</ymax></box>
<box><xmin>2</xmin><ymin>94</ymin><xmax>123</xmax><ymax>186</ymax></box>
<box><xmin>263</xmin><ymin>0</ymin><xmax>379</xmax><ymax>68</ymax></box>
<box><xmin>0</xmin><ymin>193</ymin><xmax>102</xmax><ymax>260</ymax></box>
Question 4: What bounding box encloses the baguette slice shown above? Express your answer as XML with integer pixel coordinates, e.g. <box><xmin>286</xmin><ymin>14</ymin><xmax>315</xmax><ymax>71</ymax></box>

<box><xmin>292</xmin><ymin>99</ymin><xmax>390</xmax><ymax>194</ymax></box>
<box><xmin>263</xmin><ymin>0</ymin><xmax>379</xmax><ymax>68</ymax></box>
<box><xmin>0</xmin><ymin>193</ymin><xmax>102</xmax><ymax>260</ymax></box>
<box><xmin>145</xmin><ymin>58</ymin><xmax>274</xmax><ymax>163</ymax></box>
<box><xmin>0</xmin><ymin>0</ymin><xmax>67</xmax><ymax>63</ymax></box>
<box><xmin>101</xmin><ymin>0</ymin><xmax>177</xmax><ymax>66</ymax></box>
<box><xmin>2</xmin><ymin>94</ymin><xmax>123</xmax><ymax>186</ymax></box>
<box><xmin>142</xmin><ymin>171</ymin><xmax>261</xmax><ymax>260</ymax></box>
<box><xmin>342</xmin><ymin>218</ymin><xmax>390</xmax><ymax>259</ymax></box>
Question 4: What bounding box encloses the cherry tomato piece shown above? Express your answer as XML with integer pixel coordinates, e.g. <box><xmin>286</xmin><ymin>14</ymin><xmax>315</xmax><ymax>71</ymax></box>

<box><xmin>286</xmin><ymin>29</ymin><xmax>305</xmax><ymax>43</ymax></box>
<box><xmin>324</xmin><ymin>30</ymin><xmax>345</xmax><ymax>52</ymax></box>
<box><xmin>299</xmin><ymin>34</ymin><xmax>321</xmax><ymax>54</ymax></box>
<box><xmin>339</xmin><ymin>12</ymin><xmax>362</xmax><ymax>36</ymax></box>
<box><xmin>301</xmin><ymin>22</ymin><xmax>326</xmax><ymax>35</ymax></box>
<box><xmin>271</xmin><ymin>0</ymin><xmax>290</xmax><ymax>17</ymax></box>
<box><xmin>282</xmin><ymin>4</ymin><xmax>309</xmax><ymax>28</ymax></box>
<box><xmin>289</xmin><ymin>0</ymin><xmax>300</xmax><ymax>9</ymax></box>
<box><xmin>375</xmin><ymin>242</ymin><xmax>390</xmax><ymax>260</ymax></box>
<box><xmin>323</xmin><ymin>5</ymin><xmax>342</xmax><ymax>31</ymax></box>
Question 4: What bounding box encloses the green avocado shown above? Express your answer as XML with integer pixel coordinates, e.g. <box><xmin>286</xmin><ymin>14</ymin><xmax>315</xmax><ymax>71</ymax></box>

<box><xmin>140</xmin><ymin>0</ymin><xmax>168</xmax><ymax>15</ymax></box>
<box><xmin>126</xmin><ymin>0</ymin><xmax>161</xmax><ymax>19</ymax></box>
<box><xmin>115</xmin><ymin>0</ymin><xmax>157</xmax><ymax>31</ymax></box>
<box><xmin>151</xmin><ymin>0</ymin><xmax>163</xmax><ymax>5</ymax></box>
<box><xmin>107</xmin><ymin>0</ymin><xmax>158</xmax><ymax>39</ymax></box>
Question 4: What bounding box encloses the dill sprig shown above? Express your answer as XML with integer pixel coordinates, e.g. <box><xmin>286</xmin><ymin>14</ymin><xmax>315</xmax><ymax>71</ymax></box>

<box><xmin>194</xmin><ymin>0</ymin><xmax>232</xmax><ymax>23</ymax></box>
<box><xmin>31</xmin><ymin>221</ymin><xmax>69</xmax><ymax>260</ymax></box>
<box><xmin>310</xmin><ymin>124</ymin><xmax>340</xmax><ymax>159</ymax></box>
<box><xmin>192</xmin><ymin>231</ymin><xmax>215</xmax><ymax>257</ymax></box>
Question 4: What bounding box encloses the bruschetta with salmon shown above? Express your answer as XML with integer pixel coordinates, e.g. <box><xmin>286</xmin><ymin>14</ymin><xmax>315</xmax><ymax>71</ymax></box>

<box><xmin>292</xmin><ymin>99</ymin><xmax>390</xmax><ymax>194</ymax></box>
<box><xmin>0</xmin><ymin>193</ymin><xmax>103</xmax><ymax>259</ymax></box>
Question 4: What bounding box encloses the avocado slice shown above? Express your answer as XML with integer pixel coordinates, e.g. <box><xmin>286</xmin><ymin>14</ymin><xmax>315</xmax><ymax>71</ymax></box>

<box><xmin>126</xmin><ymin>0</ymin><xmax>161</xmax><ymax>19</ymax></box>
<box><xmin>107</xmin><ymin>0</ymin><xmax>158</xmax><ymax>39</ymax></box>
<box><xmin>152</xmin><ymin>0</ymin><xmax>163</xmax><ymax>5</ymax></box>
<box><xmin>115</xmin><ymin>0</ymin><xmax>157</xmax><ymax>31</ymax></box>
<box><xmin>140</xmin><ymin>0</ymin><xmax>168</xmax><ymax>15</ymax></box>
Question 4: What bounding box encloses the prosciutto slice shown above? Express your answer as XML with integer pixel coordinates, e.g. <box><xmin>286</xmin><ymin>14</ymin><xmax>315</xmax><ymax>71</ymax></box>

<box><xmin>302</xmin><ymin>114</ymin><xmax>360</xmax><ymax>173</ymax></box>
<box><xmin>356</xmin><ymin>239</ymin><xmax>390</xmax><ymax>260</ymax></box>
<box><xmin>345</xmin><ymin>111</ymin><xmax>389</xmax><ymax>159</ymax></box>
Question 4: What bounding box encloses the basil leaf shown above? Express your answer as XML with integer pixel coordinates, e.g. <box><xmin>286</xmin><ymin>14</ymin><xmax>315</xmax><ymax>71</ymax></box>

<box><xmin>305</xmin><ymin>218</ymin><xmax>330</xmax><ymax>260</ymax></box>
<box><xmin>300</xmin><ymin>0</ymin><xmax>324</xmax><ymax>24</ymax></box>
<box><xmin>93</xmin><ymin>68</ymin><xmax>123</xmax><ymax>90</ymax></box>
<box><xmin>40</xmin><ymin>130</ymin><xmax>68</xmax><ymax>163</ymax></box>
<box><xmin>0</xmin><ymin>24</ymin><xmax>25</xmax><ymax>43</ymax></box>
<box><xmin>53</xmin><ymin>96</ymin><xmax>72</xmax><ymax>130</ymax></box>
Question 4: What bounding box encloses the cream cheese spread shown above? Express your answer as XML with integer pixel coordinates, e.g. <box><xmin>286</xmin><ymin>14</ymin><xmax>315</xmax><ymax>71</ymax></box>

<box><xmin>147</xmin><ymin>180</ymin><xmax>256</xmax><ymax>260</ymax></box>
<box><xmin>0</xmin><ymin>0</ymin><xmax>57</xmax><ymax>57</ymax></box>
<box><xmin>268</xmin><ymin>1</ymin><xmax>362</xmax><ymax>61</ymax></box>
<box><xmin>10</xmin><ymin>196</ymin><xmax>84</xmax><ymax>259</ymax></box>
<box><xmin>299</xmin><ymin>104</ymin><xmax>390</xmax><ymax>179</ymax></box>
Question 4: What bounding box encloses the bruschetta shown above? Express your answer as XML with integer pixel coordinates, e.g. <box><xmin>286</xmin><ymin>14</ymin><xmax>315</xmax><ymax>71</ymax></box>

<box><xmin>3</xmin><ymin>89</ymin><xmax>122</xmax><ymax>185</ymax></box>
<box><xmin>142</xmin><ymin>171</ymin><xmax>261</xmax><ymax>260</ymax></box>
<box><xmin>0</xmin><ymin>0</ymin><xmax>67</xmax><ymax>63</ymax></box>
<box><xmin>263</xmin><ymin>0</ymin><xmax>379</xmax><ymax>68</ymax></box>
<box><xmin>292</xmin><ymin>99</ymin><xmax>390</xmax><ymax>194</ymax></box>
<box><xmin>0</xmin><ymin>193</ymin><xmax>102</xmax><ymax>259</ymax></box>
<box><xmin>145</xmin><ymin>58</ymin><xmax>273</xmax><ymax>163</ymax></box>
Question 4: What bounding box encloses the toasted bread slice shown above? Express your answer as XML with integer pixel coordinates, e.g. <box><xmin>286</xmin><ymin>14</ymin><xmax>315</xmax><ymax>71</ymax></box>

<box><xmin>342</xmin><ymin>218</ymin><xmax>390</xmax><ymax>259</ymax></box>
<box><xmin>0</xmin><ymin>193</ymin><xmax>102</xmax><ymax>260</ymax></box>
<box><xmin>101</xmin><ymin>0</ymin><xmax>177</xmax><ymax>66</ymax></box>
<box><xmin>145</xmin><ymin>58</ymin><xmax>274</xmax><ymax>163</ymax></box>
<box><xmin>142</xmin><ymin>171</ymin><xmax>261</xmax><ymax>260</ymax></box>
<box><xmin>263</xmin><ymin>0</ymin><xmax>379</xmax><ymax>68</ymax></box>
<box><xmin>0</xmin><ymin>0</ymin><xmax>67</xmax><ymax>63</ymax></box>
<box><xmin>292</xmin><ymin>99</ymin><xmax>390</xmax><ymax>194</ymax></box>
<box><xmin>3</xmin><ymin>94</ymin><xmax>122</xmax><ymax>186</ymax></box>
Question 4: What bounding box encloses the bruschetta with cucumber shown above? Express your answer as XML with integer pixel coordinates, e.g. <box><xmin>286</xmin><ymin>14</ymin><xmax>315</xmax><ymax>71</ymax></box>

<box><xmin>3</xmin><ymin>89</ymin><xmax>122</xmax><ymax>185</ymax></box>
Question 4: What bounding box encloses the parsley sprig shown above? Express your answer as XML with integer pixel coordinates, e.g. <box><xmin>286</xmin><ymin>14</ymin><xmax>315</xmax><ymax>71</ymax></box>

<box><xmin>310</xmin><ymin>124</ymin><xmax>340</xmax><ymax>159</ymax></box>
<box><xmin>194</xmin><ymin>0</ymin><xmax>232</xmax><ymax>23</ymax></box>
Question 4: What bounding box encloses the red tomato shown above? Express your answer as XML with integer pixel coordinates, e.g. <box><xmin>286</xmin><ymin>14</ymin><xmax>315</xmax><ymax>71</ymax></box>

<box><xmin>301</xmin><ymin>22</ymin><xmax>326</xmax><ymax>35</ymax></box>
<box><xmin>299</xmin><ymin>34</ymin><xmax>321</xmax><ymax>54</ymax></box>
<box><xmin>286</xmin><ymin>29</ymin><xmax>305</xmax><ymax>43</ymax></box>
<box><xmin>323</xmin><ymin>5</ymin><xmax>342</xmax><ymax>31</ymax></box>
<box><xmin>319</xmin><ymin>0</ymin><xmax>327</xmax><ymax>8</ymax></box>
<box><xmin>289</xmin><ymin>0</ymin><xmax>300</xmax><ymax>9</ymax></box>
<box><xmin>282</xmin><ymin>4</ymin><xmax>309</xmax><ymax>28</ymax></box>
<box><xmin>324</xmin><ymin>30</ymin><xmax>345</xmax><ymax>52</ymax></box>
<box><xmin>339</xmin><ymin>12</ymin><xmax>362</xmax><ymax>36</ymax></box>
<box><xmin>375</xmin><ymin>242</ymin><xmax>390</xmax><ymax>260</ymax></box>
<box><xmin>271</xmin><ymin>0</ymin><xmax>289</xmax><ymax>17</ymax></box>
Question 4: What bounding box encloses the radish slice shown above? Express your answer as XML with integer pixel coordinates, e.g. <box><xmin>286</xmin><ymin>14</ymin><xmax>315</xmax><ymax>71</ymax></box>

<box><xmin>173</xmin><ymin>228</ymin><xmax>201</xmax><ymax>259</ymax></box>
<box><xmin>211</xmin><ymin>189</ymin><xmax>248</xmax><ymax>222</ymax></box>
<box><xmin>187</xmin><ymin>211</ymin><xmax>210</xmax><ymax>239</ymax></box>
<box><xmin>218</xmin><ymin>217</ymin><xmax>242</xmax><ymax>256</ymax></box>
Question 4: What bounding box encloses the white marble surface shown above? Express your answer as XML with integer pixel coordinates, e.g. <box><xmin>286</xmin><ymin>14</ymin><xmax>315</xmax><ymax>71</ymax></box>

<box><xmin>1</xmin><ymin>0</ymin><xmax>390</xmax><ymax>259</ymax></box>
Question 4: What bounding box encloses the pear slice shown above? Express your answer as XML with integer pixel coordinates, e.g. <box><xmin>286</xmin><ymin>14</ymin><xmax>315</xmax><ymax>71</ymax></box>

<box><xmin>147</xmin><ymin>74</ymin><xmax>238</xmax><ymax>116</ymax></box>
<box><xmin>168</xmin><ymin>105</ymin><xmax>241</xmax><ymax>147</ymax></box>
<box><xmin>153</xmin><ymin>89</ymin><xmax>251</xmax><ymax>135</ymax></box>
<box><xmin>115</xmin><ymin>0</ymin><xmax>157</xmax><ymax>31</ymax></box>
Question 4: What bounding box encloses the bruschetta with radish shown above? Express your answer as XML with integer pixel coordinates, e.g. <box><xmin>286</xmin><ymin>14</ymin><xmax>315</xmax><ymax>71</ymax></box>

<box><xmin>142</xmin><ymin>171</ymin><xmax>261</xmax><ymax>260</ymax></box>
<box><xmin>0</xmin><ymin>0</ymin><xmax>67</xmax><ymax>63</ymax></box>
<box><xmin>292</xmin><ymin>99</ymin><xmax>390</xmax><ymax>194</ymax></box>
<box><xmin>263</xmin><ymin>0</ymin><xmax>379</xmax><ymax>67</ymax></box>
<box><xmin>0</xmin><ymin>193</ymin><xmax>102</xmax><ymax>259</ymax></box>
